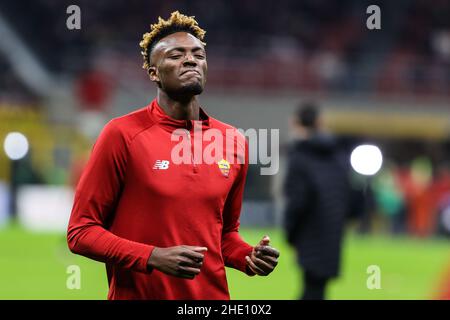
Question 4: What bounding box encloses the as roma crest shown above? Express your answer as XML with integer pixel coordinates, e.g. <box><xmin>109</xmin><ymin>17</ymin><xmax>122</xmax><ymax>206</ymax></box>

<box><xmin>217</xmin><ymin>159</ymin><xmax>231</xmax><ymax>177</ymax></box>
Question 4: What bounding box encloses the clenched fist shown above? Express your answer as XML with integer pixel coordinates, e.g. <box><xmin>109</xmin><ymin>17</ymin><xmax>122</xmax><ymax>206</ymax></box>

<box><xmin>147</xmin><ymin>245</ymin><xmax>208</xmax><ymax>279</ymax></box>
<box><xmin>245</xmin><ymin>236</ymin><xmax>279</xmax><ymax>276</ymax></box>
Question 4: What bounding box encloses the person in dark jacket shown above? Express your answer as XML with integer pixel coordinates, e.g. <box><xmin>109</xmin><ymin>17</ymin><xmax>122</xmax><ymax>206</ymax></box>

<box><xmin>283</xmin><ymin>102</ymin><xmax>352</xmax><ymax>300</ymax></box>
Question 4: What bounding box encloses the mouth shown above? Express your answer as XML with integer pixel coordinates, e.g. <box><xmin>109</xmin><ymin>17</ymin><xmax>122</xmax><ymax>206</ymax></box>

<box><xmin>180</xmin><ymin>70</ymin><xmax>201</xmax><ymax>76</ymax></box>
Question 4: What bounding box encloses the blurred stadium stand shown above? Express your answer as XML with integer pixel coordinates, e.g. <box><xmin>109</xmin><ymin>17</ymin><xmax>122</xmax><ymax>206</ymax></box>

<box><xmin>1</xmin><ymin>0</ymin><xmax>449</xmax><ymax>96</ymax></box>
<box><xmin>0</xmin><ymin>0</ymin><xmax>449</xmax><ymax>236</ymax></box>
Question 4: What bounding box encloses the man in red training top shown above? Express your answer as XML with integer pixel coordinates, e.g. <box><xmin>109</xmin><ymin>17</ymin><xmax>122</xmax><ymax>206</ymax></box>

<box><xmin>67</xmin><ymin>11</ymin><xmax>280</xmax><ymax>299</ymax></box>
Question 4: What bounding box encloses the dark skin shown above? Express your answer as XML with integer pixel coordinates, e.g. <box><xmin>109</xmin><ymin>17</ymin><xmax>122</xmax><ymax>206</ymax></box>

<box><xmin>146</xmin><ymin>32</ymin><xmax>280</xmax><ymax>279</ymax></box>
<box><xmin>148</xmin><ymin>32</ymin><xmax>207</xmax><ymax>121</ymax></box>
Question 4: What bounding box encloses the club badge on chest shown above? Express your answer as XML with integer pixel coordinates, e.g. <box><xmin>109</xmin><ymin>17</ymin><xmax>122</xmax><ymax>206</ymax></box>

<box><xmin>217</xmin><ymin>159</ymin><xmax>231</xmax><ymax>177</ymax></box>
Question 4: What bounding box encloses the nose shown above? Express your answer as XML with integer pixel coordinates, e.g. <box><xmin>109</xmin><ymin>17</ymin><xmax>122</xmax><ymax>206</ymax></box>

<box><xmin>183</xmin><ymin>53</ymin><xmax>197</xmax><ymax>66</ymax></box>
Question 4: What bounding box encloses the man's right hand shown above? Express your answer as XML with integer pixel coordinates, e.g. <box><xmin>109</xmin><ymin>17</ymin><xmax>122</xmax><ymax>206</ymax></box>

<box><xmin>147</xmin><ymin>245</ymin><xmax>207</xmax><ymax>279</ymax></box>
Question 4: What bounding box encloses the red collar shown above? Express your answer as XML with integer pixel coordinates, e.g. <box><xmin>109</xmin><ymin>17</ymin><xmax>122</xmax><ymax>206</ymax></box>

<box><xmin>147</xmin><ymin>99</ymin><xmax>211</xmax><ymax>132</ymax></box>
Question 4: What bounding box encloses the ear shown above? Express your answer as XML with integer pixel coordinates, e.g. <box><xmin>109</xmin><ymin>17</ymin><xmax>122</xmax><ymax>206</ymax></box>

<box><xmin>148</xmin><ymin>66</ymin><xmax>160</xmax><ymax>84</ymax></box>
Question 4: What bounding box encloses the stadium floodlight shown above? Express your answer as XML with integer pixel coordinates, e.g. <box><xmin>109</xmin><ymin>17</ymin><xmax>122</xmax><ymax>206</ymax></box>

<box><xmin>350</xmin><ymin>144</ymin><xmax>383</xmax><ymax>176</ymax></box>
<box><xmin>3</xmin><ymin>132</ymin><xmax>29</xmax><ymax>160</ymax></box>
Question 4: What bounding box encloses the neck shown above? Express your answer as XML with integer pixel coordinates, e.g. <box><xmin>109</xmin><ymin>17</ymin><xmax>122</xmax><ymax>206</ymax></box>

<box><xmin>157</xmin><ymin>89</ymin><xmax>200</xmax><ymax>120</ymax></box>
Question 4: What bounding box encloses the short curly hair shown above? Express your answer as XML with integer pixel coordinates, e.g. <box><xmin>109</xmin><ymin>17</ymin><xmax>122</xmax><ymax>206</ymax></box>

<box><xmin>139</xmin><ymin>11</ymin><xmax>206</xmax><ymax>72</ymax></box>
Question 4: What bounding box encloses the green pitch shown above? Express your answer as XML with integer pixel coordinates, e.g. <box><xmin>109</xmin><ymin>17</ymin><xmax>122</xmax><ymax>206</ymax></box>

<box><xmin>0</xmin><ymin>224</ymin><xmax>448</xmax><ymax>299</ymax></box>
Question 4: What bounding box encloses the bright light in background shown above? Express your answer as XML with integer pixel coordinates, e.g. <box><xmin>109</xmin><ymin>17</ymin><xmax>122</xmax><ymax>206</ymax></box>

<box><xmin>3</xmin><ymin>132</ymin><xmax>29</xmax><ymax>160</ymax></box>
<box><xmin>350</xmin><ymin>144</ymin><xmax>383</xmax><ymax>176</ymax></box>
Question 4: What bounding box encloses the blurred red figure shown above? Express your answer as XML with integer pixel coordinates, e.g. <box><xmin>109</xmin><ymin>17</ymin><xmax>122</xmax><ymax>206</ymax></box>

<box><xmin>395</xmin><ymin>160</ymin><xmax>437</xmax><ymax>237</ymax></box>
<box><xmin>75</xmin><ymin>69</ymin><xmax>113</xmax><ymax>111</ymax></box>
<box><xmin>397</xmin><ymin>164</ymin><xmax>450</xmax><ymax>237</ymax></box>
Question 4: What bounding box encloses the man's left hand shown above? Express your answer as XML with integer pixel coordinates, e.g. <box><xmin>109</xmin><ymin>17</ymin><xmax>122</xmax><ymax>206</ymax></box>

<box><xmin>245</xmin><ymin>235</ymin><xmax>279</xmax><ymax>276</ymax></box>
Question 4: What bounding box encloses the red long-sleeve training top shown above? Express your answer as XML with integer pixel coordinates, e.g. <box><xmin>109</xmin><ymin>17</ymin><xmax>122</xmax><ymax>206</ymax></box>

<box><xmin>67</xmin><ymin>99</ymin><xmax>254</xmax><ymax>299</ymax></box>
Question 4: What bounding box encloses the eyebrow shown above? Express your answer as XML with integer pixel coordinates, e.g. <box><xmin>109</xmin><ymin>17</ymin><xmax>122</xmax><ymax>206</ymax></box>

<box><xmin>165</xmin><ymin>46</ymin><xmax>205</xmax><ymax>54</ymax></box>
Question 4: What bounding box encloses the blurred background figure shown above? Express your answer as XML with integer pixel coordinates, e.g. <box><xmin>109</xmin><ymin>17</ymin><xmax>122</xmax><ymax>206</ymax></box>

<box><xmin>372</xmin><ymin>163</ymin><xmax>407</xmax><ymax>235</ymax></box>
<box><xmin>283</xmin><ymin>102</ymin><xmax>352</xmax><ymax>300</ymax></box>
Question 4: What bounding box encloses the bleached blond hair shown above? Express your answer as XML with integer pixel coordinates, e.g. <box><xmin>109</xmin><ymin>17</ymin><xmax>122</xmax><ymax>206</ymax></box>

<box><xmin>139</xmin><ymin>11</ymin><xmax>206</xmax><ymax>71</ymax></box>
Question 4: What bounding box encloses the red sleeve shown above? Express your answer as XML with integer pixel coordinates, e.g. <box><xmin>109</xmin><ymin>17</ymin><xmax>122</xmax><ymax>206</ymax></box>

<box><xmin>221</xmin><ymin>138</ymin><xmax>255</xmax><ymax>276</ymax></box>
<box><xmin>67</xmin><ymin>121</ymin><xmax>154</xmax><ymax>273</ymax></box>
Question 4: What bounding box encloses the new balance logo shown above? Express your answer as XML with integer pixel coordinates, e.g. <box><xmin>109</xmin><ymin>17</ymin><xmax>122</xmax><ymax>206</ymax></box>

<box><xmin>153</xmin><ymin>160</ymin><xmax>170</xmax><ymax>170</ymax></box>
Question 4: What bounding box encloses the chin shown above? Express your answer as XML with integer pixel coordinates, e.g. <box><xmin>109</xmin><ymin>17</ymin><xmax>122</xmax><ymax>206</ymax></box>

<box><xmin>180</xmin><ymin>82</ymin><xmax>204</xmax><ymax>96</ymax></box>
